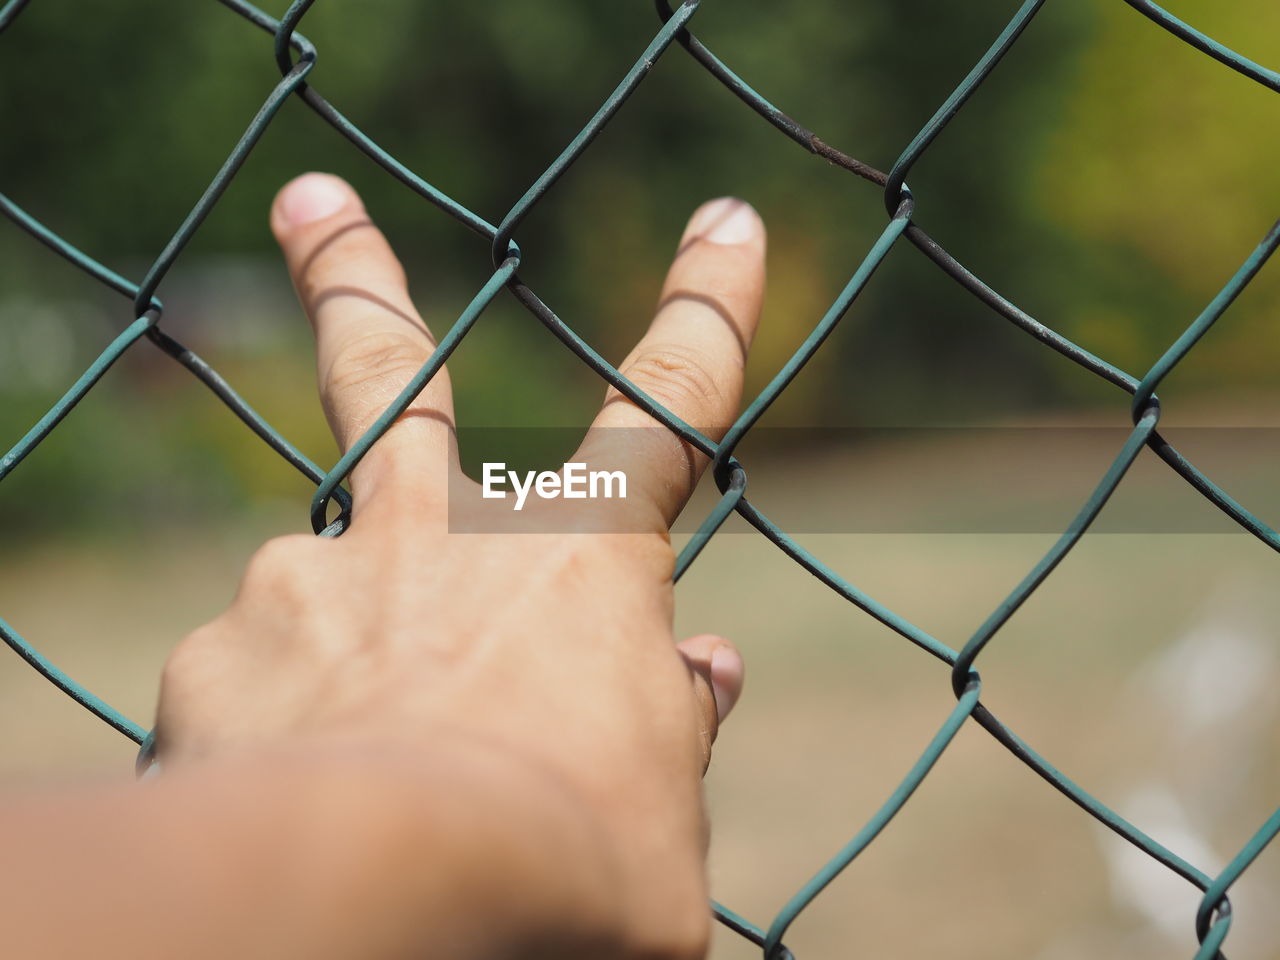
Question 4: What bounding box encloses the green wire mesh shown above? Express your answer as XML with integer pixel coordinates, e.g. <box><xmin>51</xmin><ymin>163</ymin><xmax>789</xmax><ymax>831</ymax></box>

<box><xmin>2</xmin><ymin>1</ymin><xmax>1278</xmax><ymax>956</ymax></box>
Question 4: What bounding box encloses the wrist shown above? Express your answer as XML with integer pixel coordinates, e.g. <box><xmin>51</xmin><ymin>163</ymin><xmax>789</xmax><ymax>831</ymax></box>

<box><xmin>307</xmin><ymin>730</ymin><xmax>711</xmax><ymax>960</ymax></box>
<box><xmin>251</xmin><ymin>736</ymin><xmax>634</xmax><ymax>960</ymax></box>
<box><xmin>156</xmin><ymin>717</ymin><xmax>710</xmax><ymax>960</ymax></box>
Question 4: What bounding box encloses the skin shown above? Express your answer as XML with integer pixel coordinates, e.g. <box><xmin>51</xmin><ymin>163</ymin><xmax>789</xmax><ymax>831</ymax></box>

<box><xmin>0</xmin><ymin>174</ymin><xmax>767</xmax><ymax>960</ymax></box>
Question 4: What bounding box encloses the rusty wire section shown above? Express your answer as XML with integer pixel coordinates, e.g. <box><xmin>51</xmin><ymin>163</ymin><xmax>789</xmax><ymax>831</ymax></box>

<box><xmin>2</xmin><ymin>1</ymin><xmax>1279</xmax><ymax>957</ymax></box>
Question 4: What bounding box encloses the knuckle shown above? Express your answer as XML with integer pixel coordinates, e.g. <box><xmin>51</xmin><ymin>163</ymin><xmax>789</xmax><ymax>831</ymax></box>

<box><xmin>161</xmin><ymin>624</ymin><xmax>218</xmax><ymax>694</ymax></box>
<box><xmin>610</xmin><ymin>526</ymin><xmax>676</xmax><ymax>574</ymax></box>
<box><xmin>240</xmin><ymin>534</ymin><xmax>318</xmax><ymax>594</ymax></box>
<box><xmin>672</xmin><ymin>915</ymin><xmax>711</xmax><ymax>960</ymax></box>
<box><xmin>327</xmin><ymin>330</ymin><xmax>428</xmax><ymax>396</ymax></box>
<box><xmin>643</xmin><ymin>532</ymin><xmax>677</xmax><ymax>581</ymax></box>
<box><xmin>629</xmin><ymin>902</ymin><xmax>710</xmax><ymax>960</ymax></box>
<box><xmin>625</xmin><ymin>345</ymin><xmax>724</xmax><ymax>417</ymax></box>
<box><xmin>577</xmin><ymin>529</ymin><xmax>676</xmax><ymax>586</ymax></box>
<box><xmin>358</xmin><ymin>479</ymin><xmax>444</xmax><ymax>530</ymax></box>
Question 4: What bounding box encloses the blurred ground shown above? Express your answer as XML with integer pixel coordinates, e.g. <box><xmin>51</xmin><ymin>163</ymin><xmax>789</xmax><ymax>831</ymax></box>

<box><xmin>2</xmin><ymin>440</ymin><xmax>1277</xmax><ymax>960</ymax></box>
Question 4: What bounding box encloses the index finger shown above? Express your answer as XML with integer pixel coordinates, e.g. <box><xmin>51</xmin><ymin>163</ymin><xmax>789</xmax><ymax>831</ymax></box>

<box><xmin>270</xmin><ymin>173</ymin><xmax>457</xmax><ymax>502</ymax></box>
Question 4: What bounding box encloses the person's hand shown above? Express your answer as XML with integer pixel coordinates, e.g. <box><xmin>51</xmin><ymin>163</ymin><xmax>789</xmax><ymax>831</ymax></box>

<box><xmin>154</xmin><ymin>173</ymin><xmax>766</xmax><ymax>959</ymax></box>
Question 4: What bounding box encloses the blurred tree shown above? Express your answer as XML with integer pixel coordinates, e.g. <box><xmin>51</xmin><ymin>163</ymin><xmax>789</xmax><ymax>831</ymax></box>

<box><xmin>1</xmin><ymin>0</ymin><xmax>1275</xmax><ymax>534</ymax></box>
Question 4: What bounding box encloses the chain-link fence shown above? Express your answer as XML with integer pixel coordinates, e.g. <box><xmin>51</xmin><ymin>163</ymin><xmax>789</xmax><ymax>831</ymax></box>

<box><xmin>2</xmin><ymin>1</ymin><xmax>1278</xmax><ymax>957</ymax></box>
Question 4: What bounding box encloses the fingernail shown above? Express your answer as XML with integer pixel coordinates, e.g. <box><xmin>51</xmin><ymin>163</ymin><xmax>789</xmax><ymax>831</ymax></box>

<box><xmin>278</xmin><ymin>173</ymin><xmax>350</xmax><ymax>226</ymax></box>
<box><xmin>710</xmin><ymin>646</ymin><xmax>743</xmax><ymax>720</ymax></box>
<box><xmin>690</xmin><ymin>197</ymin><xmax>760</xmax><ymax>245</ymax></box>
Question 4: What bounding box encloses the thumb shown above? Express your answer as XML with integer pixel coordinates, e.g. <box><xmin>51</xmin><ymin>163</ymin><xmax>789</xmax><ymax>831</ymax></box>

<box><xmin>675</xmin><ymin>634</ymin><xmax>745</xmax><ymax>768</ymax></box>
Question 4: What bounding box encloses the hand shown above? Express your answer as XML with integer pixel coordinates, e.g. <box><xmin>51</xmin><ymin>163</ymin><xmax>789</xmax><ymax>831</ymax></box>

<box><xmin>155</xmin><ymin>173</ymin><xmax>766</xmax><ymax>959</ymax></box>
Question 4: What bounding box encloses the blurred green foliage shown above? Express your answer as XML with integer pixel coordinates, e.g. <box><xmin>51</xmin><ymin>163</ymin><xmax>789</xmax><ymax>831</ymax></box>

<box><xmin>0</xmin><ymin>0</ymin><xmax>1276</xmax><ymax>534</ymax></box>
